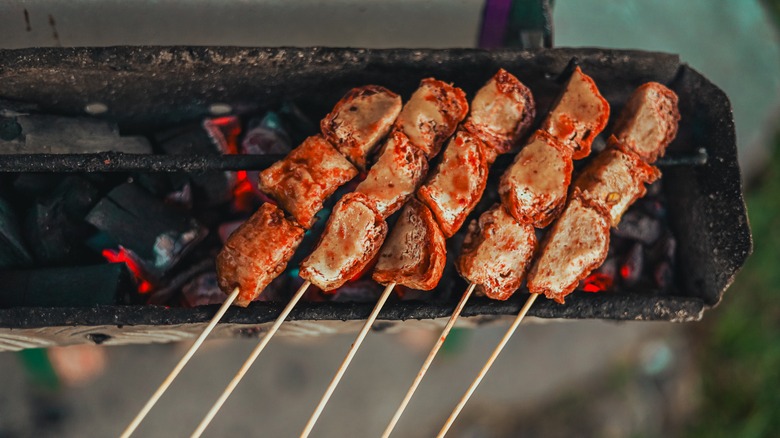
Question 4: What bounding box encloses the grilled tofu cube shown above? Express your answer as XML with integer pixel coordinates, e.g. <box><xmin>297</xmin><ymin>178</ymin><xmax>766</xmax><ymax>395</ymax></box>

<box><xmin>321</xmin><ymin>85</ymin><xmax>402</xmax><ymax>170</ymax></box>
<box><xmin>574</xmin><ymin>143</ymin><xmax>660</xmax><ymax>227</ymax></box>
<box><xmin>527</xmin><ymin>194</ymin><xmax>610</xmax><ymax>303</ymax></box>
<box><xmin>372</xmin><ymin>198</ymin><xmax>446</xmax><ymax>290</ymax></box>
<box><xmin>355</xmin><ymin>131</ymin><xmax>428</xmax><ymax>218</ymax></box>
<box><xmin>464</xmin><ymin>69</ymin><xmax>536</xmax><ymax>164</ymax></box>
<box><xmin>259</xmin><ymin>135</ymin><xmax>358</xmax><ymax>228</ymax></box>
<box><xmin>217</xmin><ymin>203</ymin><xmax>305</xmax><ymax>307</ymax></box>
<box><xmin>300</xmin><ymin>193</ymin><xmax>388</xmax><ymax>291</ymax></box>
<box><xmin>456</xmin><ymin>204</ymin><xmax>537</xmax><ymax>301</ymax></box>
<box><xmin>541</xmin><ymin>66</ymin><xmax>609</xmax><ymax>159</ymax></box>
<box><xmin>418</xmin><ymin>129</ymin><xmax>489</xmax><ymax>238</ymax></box>
<box><xmin>612</xmin><ymin>82</ymin><xmax>681</xmax><ymax>163</ymax></box>
<box><xmin>499</xmin><ymin>131</ymin><xmax>573</xmax><ymax>228</ymax></box>
<box><xmin>394</xmin><ymin>78</ymin><xmax>468</xmax><ymax>158</ymax></box>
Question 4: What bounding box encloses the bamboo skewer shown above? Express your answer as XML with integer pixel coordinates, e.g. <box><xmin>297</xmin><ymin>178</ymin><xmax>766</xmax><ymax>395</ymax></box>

<box><xmin>121</xmin><ymin>287</ymin><xmax>240</xmax><ymax>438</ymax></box>
<box><xmin>299</xmin><ymin>282</ymin><xmax>397</xmax><ymax>438</ymax></box>
<box><xmin>436</xmin><ymin>292</ymin><xmax>539</xmax><ymax>438</ymax></box>
<box><xmin>381</xmin><ymin>283</ymin><xmax>476</xmax><ymax>438</ymax></box>
<box><xmin>190</xmin><ymin>280</ymin><xmax>312</xmax><ymax>438</ymax></box>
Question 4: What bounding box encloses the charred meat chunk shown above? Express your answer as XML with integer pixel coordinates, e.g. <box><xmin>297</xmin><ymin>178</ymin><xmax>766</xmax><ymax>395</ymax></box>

<box><xmin>321</xmin><ymin>85</ymin><xmax>402</xmax><ymax>170</ymax></box>
<box><xmin>541</xmin><ymin>66</ymin><xmax>609</xmax><ymax>159</ymax></box>
<box><xmin>373</xmin><ymin>199</ymin><xmax>446</xmax><ymax>290</ymax></box>
<box><xmin>300</xmin><ymin>193</ymin><xmax>388</xmax><ymax>291</ymax></box>
<box><xmin>457</xmin><ymin>204</ymin><xmax>537</xmax><ymax>301</ymax></box>
<box><xmin>574</xmin><ymin>143</ymin><xmax>660</xmax><ymax>226</ymax></box>
<box><xmin>394</xmin><ymin>78</ymin><xmax>468</xmax><ymax>158</ymax></box>
<box><xmin>499</xmin><ymin>130</ymin><xmax>573</xmax><ymax>228</ymax></box>
<box><xmin>217</xmin><ymin>203</ymin><xmax>305</xmax><ymax>307</ymax></box>
<box><xmin>418</xmin><ymin>129</ymin><xmax>489</xmax><ymax>237</ymax></box>
<box><xmin>259</xmin><ymin>135</ymin><xmax>358</xmax><ymax>228</ymax></box>
<box><xmin>464</xmin><ymin>69</ymin><xmax>536</xmax><ymax>164</ymax></box>
<box><xmin>355</xmin><ymin>131</ymin><xmax>428</xmax><ymax>218</ymax></box>
<box><xmin>612</xmin><ymin>82</ymin><xmax>681</xmax><ymax>163</ymax></box>
<box><xmin>527</xmin><ymin>194</ymin><xmax>610</xmax><ymax>303</ymax></box>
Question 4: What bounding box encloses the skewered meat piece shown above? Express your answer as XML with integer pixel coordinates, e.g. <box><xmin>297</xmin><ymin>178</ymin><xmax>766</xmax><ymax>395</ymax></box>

<box><xmin>463</xmin><ymin>68</ymin><xmax>536</xmax><ymax>164</ymax></box>
<box><xmin>258</xmin><ymin>135</ymin><xmax>358</xmax><ymax>228</ymax></box>
<box><xmin>574</xmin><ymin>143</ymin><xmax>660</xmax><ymax>226</ymax></box>
<box><xmin>417</xmin><ymin>129</ymin><xmax>489</xmax><ymax>238</ymax></box>
<box><xmin>541</xmin><ymin>66</ymin><xmax>609</xmax><ymax>159</ymax></box>
<box><xmin>217</xmin><ymin>203</ymin><xmax>305</xmax><ymax>307</ymax></box>
<box><xmin>457</xmin><ymin>204</ymin><xmax>537</xmax><ymax>301</ymax></box>
<box><xmin>300</xmin><ymin>193</ymin><xmax>388</xmax><ymax>291</ymax></box>
<box><xmin>321</xmin><ymin>85</ymin><xmax>403</xmax><ymax>171</ymax></box>
<box><xmin>526</xmin><ymin>194</ymin><xmax>610</xmax><ymax>303</ymax></box>
<box><xmin>372</xmin><ymin>198</ymin><xmax>446</xmax><ymax>290</ymax></box>
<box><xmin>499</xmin><ymin>130</ymin><xmax>573</xmax><ymax>228</ymax></box>
<box><xmin>612</xmin><ymin>82</ymin><xmax>681</xmax><ymax>163</ymax></box>
<box><xmin>394</xmin><ymin>78</ymin><xmax>469</xmax><ymax>158</ymax></box>
<box><xmin>355</xmin><ymin>131</ymin><xmax>428</xmax><ymax>218</ymax></box>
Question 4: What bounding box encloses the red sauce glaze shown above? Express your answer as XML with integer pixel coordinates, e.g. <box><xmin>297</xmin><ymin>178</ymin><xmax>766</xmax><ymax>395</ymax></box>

<box><xmin>258</xmin><ymin>135</ymin><xmax>358</xmax><ymax>228</ymax></box>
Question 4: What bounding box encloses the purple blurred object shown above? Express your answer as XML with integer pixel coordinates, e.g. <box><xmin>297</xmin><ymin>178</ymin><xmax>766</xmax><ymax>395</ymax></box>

<box><xmin>479</xmin><ymin>0</ymin><xmax>512</xmax><ymax>49</ymax></box>
<box><xmin>181</xmin><ymin>272</ymin><xmax>224</xmax><ymax>307</ymax></box>
<box><xmin>241</xmin><ymin>112</ymin><xmax>292</xmax><ymax>198</ymax></box>
<box><xmin>241</xmin><ymin>112</ymin><xmax>291</xmax><ymax>156</ymax></box>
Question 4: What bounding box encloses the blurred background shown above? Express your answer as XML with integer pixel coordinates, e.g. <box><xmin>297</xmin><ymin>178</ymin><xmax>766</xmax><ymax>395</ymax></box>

<box><xmin>0</xmin><ymin>0</ymin><xmax>779</xmax><ymax>437</ymax></box>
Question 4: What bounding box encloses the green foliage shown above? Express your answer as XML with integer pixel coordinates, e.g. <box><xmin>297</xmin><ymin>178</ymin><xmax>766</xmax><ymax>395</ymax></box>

<box><xmin>688</xmin><ymin>134</ymin><xmax>780</xmax><ymax>437</ymax></box>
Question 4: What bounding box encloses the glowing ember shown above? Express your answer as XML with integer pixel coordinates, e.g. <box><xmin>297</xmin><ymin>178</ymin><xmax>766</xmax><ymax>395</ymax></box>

<box><xmin>207</xmin><ymin>116</ymin><xmax>242</xmax><ymax>153</ymax></box>
<box><xmin>231</xmin><ymin>169</ymin><xmax>258</xmax><ymax>212</ymax></box>
<box><xmin>102</xmin><ymin>248</ymin><xmax>153</xmax><ymax>293</ymax></box>
<box><xmin>581</xmin><ymin>272</ymin><xmax>613</xmax><ymax>293</ymax></box>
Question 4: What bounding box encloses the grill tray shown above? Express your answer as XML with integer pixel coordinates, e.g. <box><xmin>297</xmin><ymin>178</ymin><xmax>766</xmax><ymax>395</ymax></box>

<box><xmin>0</xmin><ymin>47</ymin><xmax>751</xmax><ymax>349</ymax></box>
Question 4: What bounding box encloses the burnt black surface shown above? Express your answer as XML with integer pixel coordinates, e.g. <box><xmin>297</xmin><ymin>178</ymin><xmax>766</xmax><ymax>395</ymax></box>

<box><xmin>0</xmin><ymin>47</ymin><xmax>682</xmax><ymax>131</ymax></box>
<box><xmin>0</xmin><ymin>46</ymin><xmax>751</xmax><ymax>327</ymax></box>
<box><xmin>665</xmin><ymin>65</ymin><xmax>753</xmax><ymax>306</ymax></box>
<box><xmin>0</xmin><ymin>150</ymin><xmax>706</xmax><ymax>173</ymax></box>
<box><xmin>0</xmin><ymin>153</ymin><xmax>281</xmax><ymax>172</ymax></box>
<box><xmin>0</xmin><ymin>263</ymin><xmax>134</xmax><ymax>308</ymax></box>
<box><xmin>24</xmin><ymin>176</ymin><xmax>99</xmax><ymax>264</ymax></box>
<box><xmin>0</xmin><ymin>196</ymin><xmax>33</xmax><ymax>268</ymax></box>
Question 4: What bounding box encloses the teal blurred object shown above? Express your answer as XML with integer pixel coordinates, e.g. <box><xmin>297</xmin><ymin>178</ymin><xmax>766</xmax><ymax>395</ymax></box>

<box><xmin>17</xmin><ymin>349</ymin><xmax>60</xmax><ymax>391</ymax></box>
<box><xmin>441</xmin><ymin>328</ymin><xmax>469</xmax><ymax>356</ymax></box>
<box><xmin>554</xmin><ymin>0</ymin><xmax>780</xmax><ymax>179</ymax></box>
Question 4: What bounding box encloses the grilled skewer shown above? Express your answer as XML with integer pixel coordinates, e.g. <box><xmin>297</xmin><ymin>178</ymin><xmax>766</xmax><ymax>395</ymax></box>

<box><xmin>299</xmin><ymin>79</ymin><xmax>468</xmax><ymax>438</ymax></box>
<box><xmin>123</xmin><ymin>85</ymin><xmax>400</xmax><ymax>437</ymax></box>
<box><xmin>438</xmin><ymin>82</ymin><xmax>680</xmax><ymax>437</ymax></box>
<box><xmin>188</xmin><ymin>78</ymin><xmax>465</xmax><ymax>437</ymax></box>
<box><xmin>189</xmin><ymin>87</ymin><xmax>407</xmax><ymax>436</ymax></box>
<box><xmin>380</xmin><ymin>69</ymin><xmax>537</xmax><ymax>437</ymax></box>
<box><xmin>385</xmin><ymin>67</ymin><xmax>609</xmax><ymax>437</ymax></box>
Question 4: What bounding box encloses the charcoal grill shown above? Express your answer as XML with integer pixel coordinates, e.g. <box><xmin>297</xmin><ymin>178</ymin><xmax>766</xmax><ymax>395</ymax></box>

<box><xmin>0</xmin><ymin>46</ymin><xmax>752</xmax><ymax>350</ymax></box>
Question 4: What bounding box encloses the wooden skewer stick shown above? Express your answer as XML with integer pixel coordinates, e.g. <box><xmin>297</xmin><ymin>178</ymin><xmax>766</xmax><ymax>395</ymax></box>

<box><xmin>120</xmin><ymin>287</ymin><xmax>240</xmax><ymax>438</ymax></box>
<box><xmin>381</xmin><ymin>283</ymin><xmax>476</xmax><ymax>438</ymax></box>
<box><xmin>299</xmin><ymin>282</ymin><xmax>397</xmax><ymax>438</ymax></box>
<box><xmin>436</xmin><ymin>292</ymin><xmax>539</xmax><ymax>438</ymax></box>
<box><xmin>191</xmin><ymin>280</ymin><xmax>312</xmax><ymax>438</ymax></box>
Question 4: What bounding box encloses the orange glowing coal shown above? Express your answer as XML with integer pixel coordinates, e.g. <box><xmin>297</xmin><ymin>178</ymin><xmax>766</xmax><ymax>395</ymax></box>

<box><xmin>102</xmin><ymin>248</ymin><xmax>153</xmax><ymax>293</ymax></box>
<box><xmin>581</xmin><ymin>272</ymin><xmax>613</xmax><ymax>293</ymax></box>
